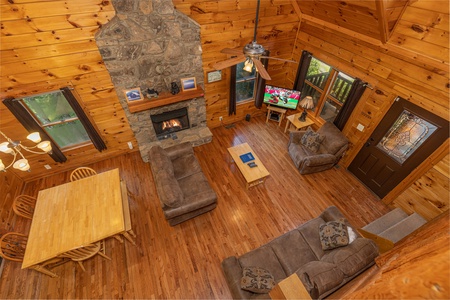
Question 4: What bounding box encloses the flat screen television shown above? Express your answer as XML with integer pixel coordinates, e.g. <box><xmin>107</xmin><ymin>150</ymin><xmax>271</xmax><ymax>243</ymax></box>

<box><xmin>263</xmin><ymin>85</ymin><xmax>300</xmax><ymax>110</ymax></box>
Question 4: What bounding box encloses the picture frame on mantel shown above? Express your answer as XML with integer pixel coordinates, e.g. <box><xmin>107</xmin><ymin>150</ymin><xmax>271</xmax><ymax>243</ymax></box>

<box><xmin>124</xmin><ymin>87</ymin><xmax>144</xmax><ymax>103</ymax></box>
<box><xmin>180</xmin><ymin>77</ymin><xmax>197</xmax><ymax>92</ymax></box>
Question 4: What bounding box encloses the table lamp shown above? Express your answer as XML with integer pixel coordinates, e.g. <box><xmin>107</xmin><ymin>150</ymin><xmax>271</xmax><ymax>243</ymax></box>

<box><xmin>298</xmin><ymin>96</ymin><xmax>314</xmax><ymax>122</ymax></box>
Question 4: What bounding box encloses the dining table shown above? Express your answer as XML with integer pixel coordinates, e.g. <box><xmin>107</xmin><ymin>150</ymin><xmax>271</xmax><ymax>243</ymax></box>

<box><xmin>22</xmin><ymin>168</ymin><xmax>134</xmax><ymax>277</ymax></box>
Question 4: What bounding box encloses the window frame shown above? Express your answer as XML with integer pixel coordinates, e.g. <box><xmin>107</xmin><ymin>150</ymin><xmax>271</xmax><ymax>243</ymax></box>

<box><xmin>19</xmin><ymin>90</ymin><xmax>92</xmax><ymax>151</ymax></box>
<box><xmin>301</xmin><ymin>57</ymin><xmax>356</xmax><ymax>123</ymax></box>
<box><xmin>235</xmin><ymin>61</ymin><xmax>257</xmax><ymax>104</ymax></box>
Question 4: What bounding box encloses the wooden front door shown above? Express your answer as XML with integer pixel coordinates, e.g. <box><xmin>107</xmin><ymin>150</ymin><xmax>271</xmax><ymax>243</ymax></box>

<box><xmin>348</xmin><ymin>97</ymin><xmax>449</xmax><ymax>198</ymax></box>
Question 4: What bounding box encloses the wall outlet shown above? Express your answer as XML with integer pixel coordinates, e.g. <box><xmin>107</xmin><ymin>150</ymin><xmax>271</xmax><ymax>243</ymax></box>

<box><xmin>44</xmin><ymin>164</ymin><xmax>51</xmax><ymax>170</ymax></box>
<box><xmin>219</xmin><ymin>116</ymin><xmax>223</xmax><ymax>121</ymax></box>
<box><xmin>356</xmin><ymin>123</ymin><xmax>365</xmax><ymax>132</ymax></box>
<box><xmin>127</xmin><ymin>141</ymin><xmax>133</xmax><ymax>149</ymax></box>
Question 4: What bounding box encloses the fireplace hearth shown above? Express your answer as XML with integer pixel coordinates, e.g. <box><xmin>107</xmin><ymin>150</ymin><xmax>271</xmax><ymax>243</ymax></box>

<box><xmin>151</xmin><ymin>107</ymin><xmax>189</xmax><ymax>139</ymax></box>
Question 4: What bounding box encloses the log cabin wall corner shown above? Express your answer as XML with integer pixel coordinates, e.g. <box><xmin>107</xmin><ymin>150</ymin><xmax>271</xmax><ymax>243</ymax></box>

<box><xmin>0</xmin><ymin>0</ymin><xmax>138</xmax><ymax>182</ymax></box>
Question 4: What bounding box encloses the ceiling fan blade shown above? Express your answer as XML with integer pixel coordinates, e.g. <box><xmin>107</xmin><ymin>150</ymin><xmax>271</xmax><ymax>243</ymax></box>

<box><xmin>221</xmin><ymin>48</ymin><xmax>243</xmax><ymax>55</ymax></box>
<box><xmin>252</xmin><ymin>58</ymin><xmax>272</xmax><ymax>81</ymax></box>
<box><xmin>212</xmin><ymin>55</ymin><xmax>246</xmax><ymax>70</ymax></box>
<box><xmin>260</xmin><ymin>56</ymin><xmax>297</xmax><ymax>63</ymax></box>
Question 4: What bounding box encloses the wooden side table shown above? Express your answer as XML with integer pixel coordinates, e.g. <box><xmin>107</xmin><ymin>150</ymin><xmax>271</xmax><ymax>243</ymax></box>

<box><xmin>269</xmin><ymin>273</ymin><xmax>312</xmax><ymax>300</ymax></box>
<box><xmin>284</xmin><ymin>113</ymin><xmax>315</xmax><ymax>133</ymax></box>
<box><xmin>266</xmin><ymin>105</ymin><xmax>287</xmax><ymax>126</ymax></box>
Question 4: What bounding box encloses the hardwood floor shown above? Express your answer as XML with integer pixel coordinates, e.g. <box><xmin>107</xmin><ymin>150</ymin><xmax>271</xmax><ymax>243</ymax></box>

<box><xmin>0</xmin><ymin>115</ymin><xmax>390</xmax><ymax>299</ymax></box>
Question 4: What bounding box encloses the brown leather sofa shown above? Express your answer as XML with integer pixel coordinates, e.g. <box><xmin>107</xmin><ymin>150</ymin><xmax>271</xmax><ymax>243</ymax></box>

<box><xmin>288</xmin><ymin>122</ymin><xmax>349</xmax><ymax>175</ymax></box>
<box><xmin>221</xmin><ymin>206</ymin><xmax>379</xmax><ymax>299</ymax></box>
<box><xmin>148</xmin><ymin>142</ymin><xmax>217</xmax><ymax>226</ymax></box>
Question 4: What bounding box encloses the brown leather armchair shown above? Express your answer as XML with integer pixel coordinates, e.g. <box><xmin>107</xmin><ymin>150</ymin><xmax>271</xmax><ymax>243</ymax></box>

<box><xmin>288</xmin><ymin>122</ymin><xmax>349</xmax><ymax>174</ymax></box>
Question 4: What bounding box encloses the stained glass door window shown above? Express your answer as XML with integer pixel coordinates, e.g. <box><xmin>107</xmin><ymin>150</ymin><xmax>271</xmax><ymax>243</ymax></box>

<box><xmin>376</xmin><ymin>110</ymin><xmax>437</xmax><ymax>164</ymax></box>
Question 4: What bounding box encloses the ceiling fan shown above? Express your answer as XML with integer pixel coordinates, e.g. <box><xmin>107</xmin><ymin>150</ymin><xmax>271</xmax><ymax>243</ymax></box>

<box><xmin>212</xmin><ymin>0</ymin><xmax>296</xmax><ymax>81</ymax></box>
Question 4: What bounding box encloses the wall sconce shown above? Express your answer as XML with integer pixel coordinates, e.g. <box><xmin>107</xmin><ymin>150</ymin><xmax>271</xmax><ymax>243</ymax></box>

<box><xmin>298</xmin><ymin>96</ymin><xmax>315</xmax><ymax>122</ymax></box>
<box><xmin>0</xmin><ymin>130</ymin><xmax>52</xmax><ymax>172</ymax></box>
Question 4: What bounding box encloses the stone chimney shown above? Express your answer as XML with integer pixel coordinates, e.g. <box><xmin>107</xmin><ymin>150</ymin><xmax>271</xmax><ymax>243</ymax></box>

<box><xmin>95</xmin><ymin>0</ymin><xmax>211</xmax><ymax>161</ymax></box>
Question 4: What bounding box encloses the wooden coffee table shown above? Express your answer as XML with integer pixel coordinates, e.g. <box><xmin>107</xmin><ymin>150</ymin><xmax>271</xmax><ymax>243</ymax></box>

<box><xmin>227</xmin><ymin>143</ymin><xmax>270</xmax><ymax>188</ymax></box>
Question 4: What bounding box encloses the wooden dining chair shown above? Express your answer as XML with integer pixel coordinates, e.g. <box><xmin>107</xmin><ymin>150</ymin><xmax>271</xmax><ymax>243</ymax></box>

<box><xmin>0</xmin><ymin>232</ymin><xmax>28</xmax><ymax>262</ymax></box>
<box><xmin>0</xmin><ymin>232</ymin><xmax>67</xmax><ymax>277</ymax></box>
<box><xmin>12</xmin><ymin>195</ymin><xmax>37</xmax><ymax>220</ymax></box>
<box><xmin>70</xmin><ymin>167</ymin><xmax>98</xmax><ymax>182</ymax></box>
<box><xmin>59</xmin><ymin>240</ymin><xmax>110</xmax><ymax>272</ymax></box>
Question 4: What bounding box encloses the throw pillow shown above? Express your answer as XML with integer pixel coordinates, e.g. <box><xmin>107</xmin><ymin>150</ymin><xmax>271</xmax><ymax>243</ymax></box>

<box><xmin>240</xmin><ymin>267</ymin><xmax>276</xmax><ymax>294</ymax></box>
<box><xmin>319</xmin><ymin>221</ymin><xmax>349</xmax><ymax>250</ymax></box>
<box><xmin>300</xmin><ymin>127</ymin><xmax>324</xmax><ymax>153</ymax></box>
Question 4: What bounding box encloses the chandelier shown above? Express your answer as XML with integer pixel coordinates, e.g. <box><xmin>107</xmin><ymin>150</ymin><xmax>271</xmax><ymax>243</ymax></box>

<box><xmin>0</xmin><ymin>130</ymin><xmax>52</xmax><ymax>172</ymax></box>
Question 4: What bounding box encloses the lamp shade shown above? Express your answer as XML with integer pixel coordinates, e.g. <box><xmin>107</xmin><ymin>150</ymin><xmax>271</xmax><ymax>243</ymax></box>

<box><xmin>243</xmin><ymin>59</ymin><xmax>253</xmax><ymax>72</ymax></box>
<box><xmin>27</xmin><ymin>132</ymin><xmax>41</xmax><ymax>143</ymax></box>
<box><xmin>0</xmin><ymin>142</ymin><xmax>13</xmax><ymax>154</ymax></box>
<box><xmin>13</xmin><ymin>159</ymin><xmax>30</xmax><ymax>171</ymax></box>
<box><xmin>299</xmin><ymin>96</ymin><xmax>315</xmax><ymax>110</ymax></box>
<box><xmin>37</xmin><ymin>141</ymin><xmax>52</xmax><ymax>153</ymax></box>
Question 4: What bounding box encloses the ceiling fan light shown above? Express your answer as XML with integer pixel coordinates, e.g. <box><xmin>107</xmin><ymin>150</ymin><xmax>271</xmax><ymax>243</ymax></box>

<box><xmin>27</xmin><ymin>132</ymin><xmax>41</xmax><ymax>143</ymax></box>
<box><xmin>0</xmin><ymin>159</ymin><xmax>4</xmax><ymax>171</ymax></box>
<box><xmin>243</xmin><ymin>59</ymin><xmax>253</xmax><ymax>72</ymax></box>
<box><xmin>13</xmin><ymin>158</ymin><xmax>30</xmax><ymax>171</ymax></box>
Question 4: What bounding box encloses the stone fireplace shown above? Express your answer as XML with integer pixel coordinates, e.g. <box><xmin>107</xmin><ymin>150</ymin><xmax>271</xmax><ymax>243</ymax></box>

<box><xmin>151</xmin><ymin>107</ymin><xmax>189</xmax><ymax>139</ymax></box>
<box><xmin>95</xmin><ymin>0</ymin><xmax>212</xmax><ymax>162</ymax></box>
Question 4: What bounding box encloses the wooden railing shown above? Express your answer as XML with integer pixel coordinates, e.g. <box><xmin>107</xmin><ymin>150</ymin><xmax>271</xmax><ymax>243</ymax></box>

<box><xmin>304</xmin><ymin>72</ymin><xmax>354</xmax><ymax>103</ymax></box>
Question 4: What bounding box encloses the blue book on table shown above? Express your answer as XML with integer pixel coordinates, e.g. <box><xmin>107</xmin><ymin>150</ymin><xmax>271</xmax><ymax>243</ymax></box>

<box><xmin>240</xmin><ymin>152</ymin><xmax>255</xmax><ymax>163</ymax></box>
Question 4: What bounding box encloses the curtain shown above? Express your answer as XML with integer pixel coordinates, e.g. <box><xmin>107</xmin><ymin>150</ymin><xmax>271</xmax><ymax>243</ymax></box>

<box><xmin>254</xmin><ymin>50</ymin><xmax>270</xmax><ymax>109</ymax></box>
<box><xmin>229</xmin><ymin>64</ymin><xmax>237</xmax><ymax>116</ymax></box>
<box><xmin>293</xmin><ymin>50</ymin><xmax>313</xmax><ymax>91</ymax></box>
<box><xmin>60</xmin><ymin>87</ymin><xmax>107</xmax><ymax>151</ymax></box>
<box><xmin>333</xmin><ymin>78</ymin><xmax>367</xmax><ymax>130</ymax></box>
<box><xmin>2</xmin><ymin>98</ymin><xmax>67</xmax><ymax>163</ymax></box>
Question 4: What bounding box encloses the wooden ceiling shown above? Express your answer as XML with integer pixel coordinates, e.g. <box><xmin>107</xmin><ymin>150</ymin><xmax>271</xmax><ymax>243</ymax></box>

<box><xmin>294</xmin><ymin>0</ymin><xmax>411</xmax><ymax>43</ymax></box>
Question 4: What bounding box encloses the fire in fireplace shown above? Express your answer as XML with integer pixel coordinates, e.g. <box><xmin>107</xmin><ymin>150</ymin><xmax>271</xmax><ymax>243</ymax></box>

<box><xmin>151</xmin><ymin>107</ymin><xmax>190</xmax><ymax>139</ymax></box>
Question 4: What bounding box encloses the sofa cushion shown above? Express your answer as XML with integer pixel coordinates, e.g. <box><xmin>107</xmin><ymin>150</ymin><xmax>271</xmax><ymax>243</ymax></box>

<box><xmin>172</xmin><ymin>153</ymin><xmax>202</xmax><ymax>180</ymax></box>
<box><xmin>148</xmin><ymin>145</ymin><xmax>174</xmax><ymax>176</ymax></box>
<box><xmin>295</xmin><ymin>261</ymin><xmax>344</xmax><ymax>296</ymax></box>
<box><xmin>321</xmin><ymin>238</ymin><xmax>379</xmax><ymax>277</ymax></box>
<box><xmin>298</xmin><ymin>217</ymin><xmax>327</xmax><ymax>259</ymax></box>
<box><xmin>238</xmin><ymin>245</ymin><xmax>287</xmax><ymax>282</ymax></box>
<box><xmin>157</xmin><ymin>170</ymin><xmax>184</xmax><ymax>208</ymax></box>
<box><xmin>301</xmin><ymin>127</ymin><xmax>324</xmax><ymax>153</ymax></box>
<box><xmin>319</xmin><ymin>221</ymin><xmax>349</xmax><ymax>250</ymax></box>
<box><xmin>240</xmin><ymin>267</ymin><xmax>276</xmax><ymax>294</ymax></box>
<box><xmin>269</xmin><ymin>229</ymin><xmax>318</xmax><ymax>275</ymax></box>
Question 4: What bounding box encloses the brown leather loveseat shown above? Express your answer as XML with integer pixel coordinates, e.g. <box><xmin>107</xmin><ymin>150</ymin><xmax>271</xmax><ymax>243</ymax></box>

<box><xmin>148</xmin><ymin>142</ymin><xmax>217</xmax><ymax>226</ymax></box>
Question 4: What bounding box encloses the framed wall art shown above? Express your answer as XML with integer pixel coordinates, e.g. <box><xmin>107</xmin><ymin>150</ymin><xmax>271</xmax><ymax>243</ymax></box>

<box><xmin>207</xmin><ymin>70</ymin><xmax>222</xmax><ymax>83</ymax></box>
<box><xmin>124</xmin><ymin>88</ymin><xmax>144</xmax><ymax>103</ymax></box>
<box><xmin>180</xmin><ymin>77</ymin><xmax>197</xmax><ymax>92</ymax></box>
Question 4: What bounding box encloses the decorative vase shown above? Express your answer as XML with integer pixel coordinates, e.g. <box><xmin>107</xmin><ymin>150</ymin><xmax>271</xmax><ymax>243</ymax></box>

<box><xmin>170</xmin><ymin>82</ymin><xmax>180</xmax><ymax>95</ymax></box>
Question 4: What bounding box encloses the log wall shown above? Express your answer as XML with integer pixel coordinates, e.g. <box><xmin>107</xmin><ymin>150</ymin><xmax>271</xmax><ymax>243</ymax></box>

<box><xmin>173</xmin><ymin>0</ymin><xmax>301</xmax><ymax>128</ymax></box>
<box><xmin>0</xmin><ymin>0</ymin><xmax>137</xmax><ymax>182</ymax></box>
<box><xmin>288</xmin><ymin>0</ymin><xmax>449</xmax><ymax>208</ymax></box>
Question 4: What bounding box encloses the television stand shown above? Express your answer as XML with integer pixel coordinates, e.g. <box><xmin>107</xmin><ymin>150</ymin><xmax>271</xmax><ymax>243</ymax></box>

<box><xmin>266</xmin><ymin>105</ymin><xmax>287</xmax><ymax>126</ymax></box>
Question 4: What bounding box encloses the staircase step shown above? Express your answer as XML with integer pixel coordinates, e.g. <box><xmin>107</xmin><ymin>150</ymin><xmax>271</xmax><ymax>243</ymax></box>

<box><xmin>379</xmin><ymin>213</ymin><xmax>427</xmax><ymax>243</ymax></box>
<box><xmin>362</xmin><ymin>208</ymin><xmax>409</xmax><ymax>234</ymax></box>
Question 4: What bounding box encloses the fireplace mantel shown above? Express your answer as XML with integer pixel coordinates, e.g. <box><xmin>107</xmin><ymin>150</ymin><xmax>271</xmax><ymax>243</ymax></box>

<box><xmin>128</xmin><ymin>87</ymin><xmax>204</xmax><ymax>113</ymax></box>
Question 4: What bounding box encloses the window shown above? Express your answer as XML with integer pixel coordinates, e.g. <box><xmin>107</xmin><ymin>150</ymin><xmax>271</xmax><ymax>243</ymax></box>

<box><xmin>20</xmin><ymin>90</ymin><xmax>90</xmax><ymax>149</ymax></box>
<box><xmin>301</xmin><ymin>57</ymin><xmax>355</xmax><ymax>122</ymax></box>
<box><xmin>235</xmin><ymin>61</ymin><xmax>256</xmax><ymax>103</ymax></box>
